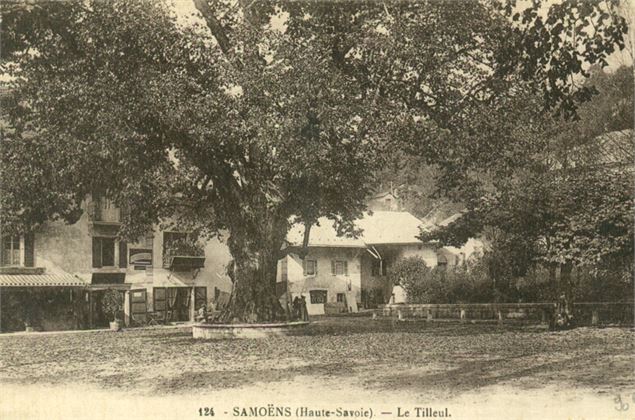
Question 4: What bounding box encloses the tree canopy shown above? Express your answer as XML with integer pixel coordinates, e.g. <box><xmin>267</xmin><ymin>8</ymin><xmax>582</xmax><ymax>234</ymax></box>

<box><xmin>422</xmin><ymin>65</ymin><xmax>634</xmax><ymax>309</ymax></box>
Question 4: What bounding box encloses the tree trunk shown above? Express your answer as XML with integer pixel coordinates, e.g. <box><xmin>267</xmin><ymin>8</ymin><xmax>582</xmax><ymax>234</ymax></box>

<box><xmin>552</xmin><ymin>261</ymin><xmax>574</xmax><ymax>329</ymax></box>
<box><xmin>548</xmin><ymin>263</ymin><xmax>557</xmax><ymax>299</ymax></box>
<box><xmin>218</xmin><ymin>224</ymin><xmax>288</xmax><ymax>323</ymax></box>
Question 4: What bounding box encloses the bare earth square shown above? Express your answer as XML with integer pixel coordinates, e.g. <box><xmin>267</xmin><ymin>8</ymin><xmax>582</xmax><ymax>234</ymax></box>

<box><xmin>1</xmin><ymin>318</ymin><xmax>633</xmax><ymax>419</ymax></box>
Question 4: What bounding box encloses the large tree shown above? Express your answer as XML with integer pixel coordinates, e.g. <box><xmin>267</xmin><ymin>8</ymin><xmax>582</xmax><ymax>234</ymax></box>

<box><xmin>422</xmin><ymin>65</ymin><xmax>634</xmax><ymax>318</ymax></box>
<box><xmin>1</xmin><ymin>0</ymin><xmax>627</xmax><ymax>322</ymax></box>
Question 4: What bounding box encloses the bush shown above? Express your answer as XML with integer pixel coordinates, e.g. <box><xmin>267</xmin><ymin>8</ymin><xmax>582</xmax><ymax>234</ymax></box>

<box><xmin>390</xmin><ymin>257</ymin><xmax>494</xmax><ymax>304</ymax></box>
<box><xmin>102</xmin><ymin>289</ymin><xmax>124</xmax><ymax>321</ymax></box>
<box><xmin>390</xmin><ymin>255</ymin><xmax>633</xmax><ymax>305</ymax></box>
<box><xmin>507</xmin><ymin>267</ymin><xmax>554</xmax><ymax>302</ymax></box>
<box><xmin>436</xmin><ymin>261</ymin><xmax>495</xmax><ymax>303</ymax></box>
<box><xmin>389</xmin><ymin>256</ymin><xmax>441</xmax><ymax>304</ymax></box>
<box><xmin>574</xmin><ymin>266</ymin><xmax>634</xmax><ymax>302</ymax></box>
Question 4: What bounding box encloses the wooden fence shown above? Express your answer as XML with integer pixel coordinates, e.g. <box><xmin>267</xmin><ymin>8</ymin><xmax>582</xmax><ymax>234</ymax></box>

<box><xmin>376</xmin><ymin>302</ymin><xmax>634</xmax><ymax>326</ymax></box>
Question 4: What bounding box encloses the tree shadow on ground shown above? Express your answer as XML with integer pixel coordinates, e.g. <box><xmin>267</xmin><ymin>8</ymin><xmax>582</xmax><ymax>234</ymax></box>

<box><xmin>363</xmin><ymin>351</ymin><xmax>635</xmax><ymax>397</ymax></box>
<box><xmin>304</xmin><ymin>319</ymin><xmax>547</xmax><ymax>338</ymax></box>
<box><xmin>152</xmin><ymin>362</ymin><xmax>355</xmax><ymax>395</ymax></box>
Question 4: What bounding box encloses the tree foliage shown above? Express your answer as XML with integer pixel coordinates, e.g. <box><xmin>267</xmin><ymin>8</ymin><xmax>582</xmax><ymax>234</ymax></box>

<box><xmin>390</xmin><ymin>256</ymin><xmax>497</xmax><ymax>304</ymax></box>
<box><xmin>422</xmin><ymin>65</ymin><xmax>634</xmax><ymax>315</ymax></box>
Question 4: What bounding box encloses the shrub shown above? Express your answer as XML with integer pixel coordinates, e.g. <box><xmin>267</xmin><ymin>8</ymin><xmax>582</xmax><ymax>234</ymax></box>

<box><xmin>445</xmin><ymin>260</ymin><xmax>496</xmax><ymax>303</ymax></box>
<box><xmin>389</xmin><ymin>256</ymin><xmax>443</xmax><ymax>304</ymax></box>
<box><xmin>102</xmin><ymin>289</ymin><xmax>124</xmax><ymax>322</ymax></box>
<box><xmin>390</xmin><ymin>254</ymin><xmax>633</xmax><ymax>304</ymax></box>
<box><xmin>573</xmin><ymin>266</ymin><xmax>634</xmax><ymax>302</ymax></box>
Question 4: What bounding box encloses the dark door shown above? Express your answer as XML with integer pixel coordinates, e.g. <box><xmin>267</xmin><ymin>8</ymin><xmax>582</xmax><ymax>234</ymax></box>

<box><xmin>153</xmin><ymin>287</ymin><xmax>167</xmax><ymax>321</ymax></box>
<box><xmin>195</xmin><ymin>287</ymin><xmax>207</xmax><ymax>311</ymax></box>
<box><xmin>176</xmin><ymin>287</ymin><xmax>192</xmax><ymax>321</ymax></box>
<box><xmin>129</xmin><ymin>289</ymin><xmax>147</xmax><ymax>325</ymax></box>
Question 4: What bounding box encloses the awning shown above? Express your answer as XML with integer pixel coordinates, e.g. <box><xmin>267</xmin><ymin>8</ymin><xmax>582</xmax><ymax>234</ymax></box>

<box><xmin>0</xmin><ymin>273</ymin><xmax>89</xmax><ymax>287</ymax></box>
<box><xmin>166</xmin><ymin>256</ymin><xmax>206</xmax><ymax>271</ymax></box>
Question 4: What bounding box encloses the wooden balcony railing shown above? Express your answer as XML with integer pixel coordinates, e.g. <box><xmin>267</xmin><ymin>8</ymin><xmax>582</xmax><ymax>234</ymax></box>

<box><xmin>162</xmin><ymin>239</ymin><xmax>205</xmax><ymax>270</ymax></box>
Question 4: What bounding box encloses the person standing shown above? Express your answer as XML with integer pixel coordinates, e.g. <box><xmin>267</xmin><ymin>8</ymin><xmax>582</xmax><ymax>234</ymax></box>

<box><xmin>292</xmin><ymin>296</ymin><xmax>301</xmax><ymax>320</ymax></box>
<box><xmin>300</xmin><ymin>295</ymin><xmax>309</xmax><ymax>321</ymax></box>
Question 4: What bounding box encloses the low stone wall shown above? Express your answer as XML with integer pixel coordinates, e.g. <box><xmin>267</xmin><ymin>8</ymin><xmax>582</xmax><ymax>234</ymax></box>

<box><xmin>377</xmin><ymin>302</ymin><xmax>634</xmax><ymax>326</ymax></box>
<box><xmin>192</xmin><ymin>321</ymin><xmax>310</xmax><ymax>339</ymax></box>
<box><xmin>572</xmin><ymin>302</ymin><xmax>634</xmax><ymax>326</ymax></box>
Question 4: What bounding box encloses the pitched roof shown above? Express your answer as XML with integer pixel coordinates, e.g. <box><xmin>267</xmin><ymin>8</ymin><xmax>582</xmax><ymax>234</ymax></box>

<box><xmin>370</xmin><ymin>191</ymin><xmax>398</xmax><ymax>199</ymax></box>
<box><xmin>436</xmin><ymin>212</ymin><xmax>464</xmax><ymax>227</ymax></box>
<box><xmin>589</xmin><ymin>129</ymin><xmax>634</xmax><ymax>165</ymax></box>
<box><xmin>356</xmin><ymin>211</ymin><xmax>425</xmax><ymax>244</ymax></box>
<box><xmin>571</xmin><ymin>129</ymin><xmax>634</xmax><ymax>168</ymax></box>
<box><xmin>0</xmin><ymin>273</ymin><xmax>88</xmax><ymax>287</ymax></box>
<box><xmin>286</xmin><ymin>220</ymin><xmax>366</xmax><ymax>248</ymax></box>
<box><xmin>286</xmin><ymin>211</ymin><xmax>426</xmax><ymax>248</ymax></box>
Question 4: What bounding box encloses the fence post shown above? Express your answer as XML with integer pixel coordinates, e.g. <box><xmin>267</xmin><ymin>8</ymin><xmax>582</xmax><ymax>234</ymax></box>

<box><xmin>497</xmin><ymin>308</ymin><xmax>503</xmax><ymax>325</ymax></box>
<box><xmin>372</xmin><ymin>312</ymin><xmax>377</xmax><ymax>320</ymax></box>
<box><xmin>591</xmin><ymin>309</ymin><xmax>599</xmax><ymax>326</ymax></box>
<box><xmin>541</xmin><ymin>308</ymin><xmax>547</xmax><ymax>324</ymax></box>
<box><xmin>426</xmin><ymin>308</ymin><xmax>433</xmax><ymax>322</ymax></box>
<box><xmin>397</xmin><ymin>310</ymin><xmax>403</xmax><ymax>321</ymax></box>
<box><xmin>460</xmin><ymin>308</ymin><xmax>466</xmax><ymax>323</ymax></box>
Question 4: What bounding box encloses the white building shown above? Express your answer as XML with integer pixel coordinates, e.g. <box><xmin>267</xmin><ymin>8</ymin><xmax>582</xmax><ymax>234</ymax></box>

<box><xmin>279</xmin><ymin>211</ymin><xmax>443</xmax><ymax>314</ymax></box>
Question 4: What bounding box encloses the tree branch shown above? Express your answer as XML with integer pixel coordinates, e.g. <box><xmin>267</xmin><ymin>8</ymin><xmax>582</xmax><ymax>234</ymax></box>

<box><xmin>192</xmin><ymin>0</ymin><xmax>232</xmax><ymax>56</ymax></box>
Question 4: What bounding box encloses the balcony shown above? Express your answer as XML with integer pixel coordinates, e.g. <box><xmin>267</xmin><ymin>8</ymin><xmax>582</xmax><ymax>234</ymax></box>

<box><xmin>162</xmin><ymin>239</ymin><xmax>205</xmax><ymax>271</ymax></box>
<box><xmin>0</xmin><ymin>266</ymin><xmax>45</xmax><ymax>275</ymax></box>
<box><xmin>88</xmin><ymin>197</ymin><xmax>128</xmax><ymax>225</ymax></box>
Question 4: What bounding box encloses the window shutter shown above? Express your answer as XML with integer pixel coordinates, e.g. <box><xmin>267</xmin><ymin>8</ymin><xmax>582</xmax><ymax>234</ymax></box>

<box><xmin>119</xmin><ymin>241</ymin><xmax>128</xmax><ymax>268</ymax></box>
<box><xmin>302</xmin><ymin>259</ymin><xmax>306</xmax><ymax>276</ymax></box>
<box><xmin>331</xmin><ymin>260</ymin><xmax>335</xmax><ymax>275</ymax></box>
<box><xmin>344</xmin><ymin>261</ymin><xmax>348</xmax><ymax>276</ymax></box>
<box><xmin>24</xmin><ymin>233</ymin><xmax>35</xmax><ymax>267</ymax></box>
<box><xmin>314</xmin><ymin>260</ymin><xmax>318</xmax><ymax>275</ymax></box>
<box><xmin>92</xmin><ymin>238</ymin><xmax>101</xmax><ymax>268</ymax></box>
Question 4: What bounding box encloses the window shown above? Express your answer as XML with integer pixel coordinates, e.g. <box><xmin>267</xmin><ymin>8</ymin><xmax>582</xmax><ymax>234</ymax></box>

<box><xmin>1</xmin><ymin>236</ymin><xmax>20</xmax><ymax>266</ymax></box>
<box><xmin>162</xmin><ymin>231</ymin><xmax>203</xmax><ymax>269</ymax></box>
<box><xmin>336</xmin><ymin>293</ymin><xmax>345</xmax><ymax>303</ymax></box>
<box><xmin>91</xmin><ymin>194</ymin><xmax>120</xmax><ymax>223</ymax></box>
<box><xmin>310</xmin><ymin>290</ymin><xmax>327</xmax><ymax>304</ymax></box>
<box><xmin>331</xmin><ymin>260</ymin><xmax>348</xmax><ymax>276</ymax></box>
<box><xmin>437</xmin><ymin>254</ymin><xmax>448</xmax><ymax>271</ymax></box>
<box><xmin>163</xmin><ymin>231</ymin><xmax>187</xmax><ymax>256</ymax></box>
<box><xmin>371</xmin><ymin>259</ymin><xmax>388</xmax><ymax>276</ymax></box>
<box><xmin>163</xmin><ymin>231</ymin><xmax>187</xmax><ymax>245</ymax></box>
<box><xmin>92</xmin><ymin>237</ymin><xmax>115</xmax><ymax>268</ymax></box>
<box><xmin>280</xmin><ymin>258</ymin><xmax>288</xmax><ymax>282</ymax></box>
<box><xmin>303</xmin><ymin>259</ymin><xmax>317</xmax><ymax>276</ymax></box>
<box><xmin>24</xmin><ymin>234</ymin><xmax>34</xmax><ymax>267</ymax></box>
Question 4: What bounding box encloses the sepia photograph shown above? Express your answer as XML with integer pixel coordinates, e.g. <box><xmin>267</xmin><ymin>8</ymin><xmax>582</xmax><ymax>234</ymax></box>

<box><xmin>0</xmin><ymin>0</ymin><xmax>633</xmax><ymax>419</ymax></box>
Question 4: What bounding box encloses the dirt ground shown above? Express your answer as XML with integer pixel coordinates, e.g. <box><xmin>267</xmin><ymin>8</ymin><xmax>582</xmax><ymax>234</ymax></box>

<box><xmin>1</xmin><ymin>318</ymin><xmax>633</xmax><ymax>420</ymax></box>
